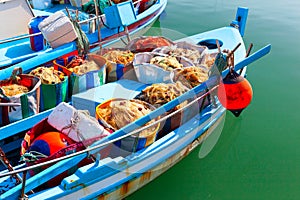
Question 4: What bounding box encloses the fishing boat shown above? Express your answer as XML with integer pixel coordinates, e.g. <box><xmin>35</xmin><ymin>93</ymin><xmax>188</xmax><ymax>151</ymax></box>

<box><xmin>0</xmin><ymin>0</ymin><xmax>167</xmax><ymax>70</ymax></box>
<box><xmin>0</xmin><ymin>6</ymin><xmax>271</xmax><ymax>200</ymax></box>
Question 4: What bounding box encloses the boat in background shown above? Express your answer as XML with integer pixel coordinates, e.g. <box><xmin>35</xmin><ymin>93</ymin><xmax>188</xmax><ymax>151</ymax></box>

<box><xmin>0</xmin><ymin>0</ymin><xmax>167</xmax><ymax>71</ymax></box>
<box><xmin>0</xmin><ymin>6</ymin><xmax>271</xmax><ymax>200</ymax></box>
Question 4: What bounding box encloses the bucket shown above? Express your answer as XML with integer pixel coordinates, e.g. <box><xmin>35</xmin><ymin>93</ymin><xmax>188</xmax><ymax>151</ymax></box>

<box><xmin>95</xmin><ymin>98</ymin><xmax>160</xmax><ymax>152</ymax></box>
<box><xmin>39</xmin><ymin>76</ymin><xmax>69</xmax><ymax>111</ymax></box>
<box><xmin>100</xmin><ymin>48</ymin><xmax>136</xmax><ymax>82</ymax></box>
<box><xmin>133</xmin><ymin>52</ymin><xmax>194</xmax><ymax>84</ymax></box>
<box><xmin>53</xmin><ymin>54</ymin><xmax>106</xmax><ymax>97</ymax></box>
<box><xmin>0</xmin><ymin>68</ymin><xmax>41</xmax><ymax>126</ymax></box>
<box><xmin>29</xmin><ymin>66</ymin><xmax>69</xmax><ymax>111</ymax></box>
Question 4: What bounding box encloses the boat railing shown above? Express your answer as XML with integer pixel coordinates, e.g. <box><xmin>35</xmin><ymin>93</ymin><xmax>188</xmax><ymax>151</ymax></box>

<box><xmin>0</xmin><ymin>78</ymin><xmax>219</xmax><ymax>180</ymax></box>
<box><xmin>0</xmin><ymin>0</ymin><xmax>144</xmax><ymax>45</ymax></box>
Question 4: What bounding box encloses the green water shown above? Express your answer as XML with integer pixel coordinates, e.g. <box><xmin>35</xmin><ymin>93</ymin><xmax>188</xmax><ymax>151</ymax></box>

<box><xmin>128</xmin><ymin>0</ymin><xmax>300</xmax><ymax>199</ymax></box>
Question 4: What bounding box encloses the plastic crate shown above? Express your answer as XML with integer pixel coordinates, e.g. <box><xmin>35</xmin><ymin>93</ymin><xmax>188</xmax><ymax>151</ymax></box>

<box><xmin>104</xmin><ymin>1</ymin><xmax>137</xmax><ymax>28</ymax></box>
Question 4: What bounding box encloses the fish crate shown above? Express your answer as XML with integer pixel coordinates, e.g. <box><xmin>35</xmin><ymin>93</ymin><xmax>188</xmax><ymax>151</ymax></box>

<box><xmin>104</xmin><ymin>1</ymin><xmax>137</xmax><ymax>28</ymax></box>
<box><xmin>71</xmin><ymin>79</ymin><xmax>147</xmax><ymax>117</ymax></box>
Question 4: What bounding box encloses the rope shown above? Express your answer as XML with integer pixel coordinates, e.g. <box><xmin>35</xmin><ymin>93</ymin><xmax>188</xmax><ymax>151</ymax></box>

<box><xmin>65</xmin><ymin>8</ymin><xmax>89</xmax><ymax>56</ymax></box>
<box><xmin>60</xmin><ymin>111</ymin><xmax>81</xmax><ymax>137</ymax></box>
<box><xmin>100</xmin><ymin>14</ymin><xmax>110</xmax><ymax>29</ymax></box>
<box><xmin>20</xmin><ymin>151</ymin><xmax>48</xmax><ymax>163</ymax></box>
<box><xmin>209</xmin><ymin>52</ymin><xmax>227</xmax><ymax>77</ymax></box>
<box><xmin>72</xmin><ymin>19</ymin><xmax>90</xmax><ymax>56</ymax></box>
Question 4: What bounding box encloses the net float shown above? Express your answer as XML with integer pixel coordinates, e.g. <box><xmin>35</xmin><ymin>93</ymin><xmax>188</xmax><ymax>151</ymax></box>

<box><xmin>218</xmin><ymin>69</ymin><xmax>253</xmax><ymax>117</ymax></box>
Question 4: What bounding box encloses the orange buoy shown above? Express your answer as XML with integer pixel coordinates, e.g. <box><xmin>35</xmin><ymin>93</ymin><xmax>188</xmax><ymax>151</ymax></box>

<box><xmin>28</xmin><ymin>131</ymin><xmax>73</xmax><ymax>156</ymax></box>
<box><xmin>25</xmin><ymin>131</ymin><xmax>88</xmax><ymax>187</ymax></box>
<box><xmin>217</xmin><ymin>69</ymin><xmax>253</xmax><ymax>117</ymax></box>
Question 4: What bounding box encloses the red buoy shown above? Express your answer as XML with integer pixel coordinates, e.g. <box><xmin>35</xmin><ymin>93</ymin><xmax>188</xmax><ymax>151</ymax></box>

<box><xmin>28</xmin><ymin>131</ymin><xmax>73</xmax><ymax>156</ymax></box>
<box><xmin>217</xmin><ymin>69</ymin><xmax>253</xmax><ymax>117</ymax></box>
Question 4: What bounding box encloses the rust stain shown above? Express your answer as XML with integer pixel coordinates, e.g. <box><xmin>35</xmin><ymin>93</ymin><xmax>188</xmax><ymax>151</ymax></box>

<box><xmin>97</xmin><ymin>194</ymin><xmax>105</xmax><ymax>200</ymax></box>
<box><xmin>120</xmin><ymin>176</ymin><xmax>139</xmax><ymax>197</ymax></box>
<box><xmin>183</xmin><ymin>143</ymin><xmax>192</xmax><ymax>157</ymax></box>
<box><xmin>120</xmin><ymin>181</ymin><xmax>130</xmax><ymax>196</ymax></box>
<box><xmin>97</xmin><ymin>191</ymin><xmax>113</xmax><ymax>200</ymax></box>
<box><xmin>140</xmin><ymin>170</ymin><xmax>152</xmax><ymax>184</ymax></box>
<box><xmin>97</xmin><ymin>193</ymin><xmax>106</xmax><ymax>200</ymax></box>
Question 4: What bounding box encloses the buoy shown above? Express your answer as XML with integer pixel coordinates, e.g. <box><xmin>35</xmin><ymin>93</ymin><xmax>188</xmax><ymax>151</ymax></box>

<box><xmin>217</xmin><ymin>69</ymin><xmax>253</xmax><ymax>117</ymax></box>
<box><xmin>28</xmin><ymin>131</ymin><xmax>73</xmax><ymax>156</ymax></box>
<box><xmin>25</xmin><ymin>131</ymin><xmax>90</xmax><ymax>187</ymax></box>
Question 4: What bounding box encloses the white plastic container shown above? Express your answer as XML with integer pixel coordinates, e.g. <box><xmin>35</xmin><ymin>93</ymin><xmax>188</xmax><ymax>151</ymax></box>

<box><xmin>38</xmin><ymin>11</ymin><xmax>78</xmax><ymax>48</ymax></box>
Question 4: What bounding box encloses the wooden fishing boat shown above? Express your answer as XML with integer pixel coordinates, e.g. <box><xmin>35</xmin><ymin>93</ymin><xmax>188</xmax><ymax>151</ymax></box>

<box><xmin>0</xmin><ymin>6</ymin><xmax>271</xmax><ymax>200</ymax></box>
<box><xmin>0</xmin><ymin>0</ymin><xmax>167</xmax><ymax>70</ymax></box>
